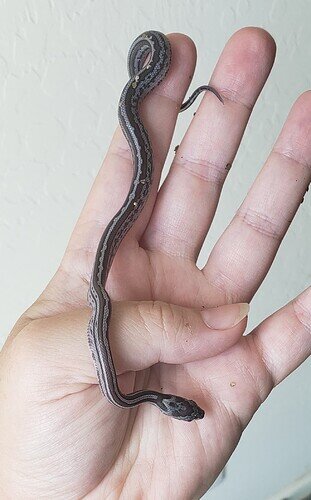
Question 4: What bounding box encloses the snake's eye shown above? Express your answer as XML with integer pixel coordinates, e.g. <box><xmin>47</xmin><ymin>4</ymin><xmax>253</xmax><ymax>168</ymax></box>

<box><xmin>167</xmin><ymin>400</ymin><xmax>178</xmax><ymax>409</ymax></box>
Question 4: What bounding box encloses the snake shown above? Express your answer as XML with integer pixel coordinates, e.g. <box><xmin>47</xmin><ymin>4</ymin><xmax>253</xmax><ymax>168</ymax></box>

<box><xmin>87</xmin><ymin>30</ymin><xmax>223</xmax><ymax>422</ymax></box>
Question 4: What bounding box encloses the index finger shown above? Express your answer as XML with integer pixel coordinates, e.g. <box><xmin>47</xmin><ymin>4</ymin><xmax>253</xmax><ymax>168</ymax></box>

<box><xmin>61</xmin><ymin>33</ymin><xmax>197</xmax><ymax>279</ymax></box>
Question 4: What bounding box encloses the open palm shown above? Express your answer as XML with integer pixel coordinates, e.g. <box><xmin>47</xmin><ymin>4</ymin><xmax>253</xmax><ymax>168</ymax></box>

<box><xmin>1</xmin><ymin>28</ymin><xmax>311</xmax><ymax>499</ymax></box>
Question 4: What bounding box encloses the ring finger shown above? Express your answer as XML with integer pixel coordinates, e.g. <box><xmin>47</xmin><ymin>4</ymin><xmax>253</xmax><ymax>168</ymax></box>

<box><xmin>203</xmin><ymin>90</ymin><xmax>311</xmax><ymax>303</ymax></box>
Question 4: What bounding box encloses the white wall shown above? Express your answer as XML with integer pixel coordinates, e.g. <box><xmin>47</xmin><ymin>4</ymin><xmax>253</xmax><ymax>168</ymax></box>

<box><xmin>0</xmin><ymin>1</ymin><xmax>310</xmax><ymax>498</ymax></box>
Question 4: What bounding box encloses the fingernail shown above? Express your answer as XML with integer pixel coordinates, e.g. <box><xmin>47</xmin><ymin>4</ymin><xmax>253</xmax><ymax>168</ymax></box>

<box><xmin>201</xmin><ymin>303</ymin><xmax>249</xmax><ymax>330</ymax></box>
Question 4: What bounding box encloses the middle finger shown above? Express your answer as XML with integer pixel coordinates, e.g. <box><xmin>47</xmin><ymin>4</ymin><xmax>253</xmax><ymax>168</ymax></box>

<box><xmin>142</xmin><ymin>28</ymin><xmax>276</xmax><ymax>259</ymax></box>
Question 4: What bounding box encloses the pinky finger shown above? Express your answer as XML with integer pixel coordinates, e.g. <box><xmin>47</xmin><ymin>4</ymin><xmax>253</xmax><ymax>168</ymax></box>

<box><xmin>251</xmin><ymin>286</ymin><xmax>311</xmax><ymax>387</ymax></box>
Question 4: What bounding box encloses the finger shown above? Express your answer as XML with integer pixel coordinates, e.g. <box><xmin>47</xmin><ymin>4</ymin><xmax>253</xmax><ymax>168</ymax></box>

<box><xmin>251</xmin><ymin>286</ymin><xmax>311</xmax><ymax>386</ymax></box>
<box><xmin>109</xmin><ymin>301</ymin><xmax>249</xmax><ymax>374</ymax></box>
<box><xmin>203</xmin><ymin>91</ymin><xmax>311</xmax><ymax>303</ymax></box>
<box><xmin>11</xmin><ymin>301</ymin><xmax>249</xmax><ymax>397</ymax></box>
<box><xmin>142</xmin><ymin>27</ymin><xmax>276</xmax><ymax>259</ymax></box>
<box><xmin>196</xmin><ymin>287</ymin><xmax>311</xmax><ymax>429</ymax></box>
<box><xmin>61</xmin><ymin>34</ymin><xmax>197</xmax><ymax>277</ymax></box>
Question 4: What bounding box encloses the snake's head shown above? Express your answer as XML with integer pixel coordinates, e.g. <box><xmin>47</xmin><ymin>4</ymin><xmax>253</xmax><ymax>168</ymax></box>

<box><xmin>158</xmin><ymin>395</ymin><xmax>204</xmax><ymax>422</ymax></box>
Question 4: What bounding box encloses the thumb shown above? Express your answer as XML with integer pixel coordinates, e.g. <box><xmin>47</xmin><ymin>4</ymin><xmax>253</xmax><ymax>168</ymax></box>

<box><xmin>109</xmin><ymin>300</ymin><xmax>249</xmax><ymax>373</ymax></box>
<box><xmin>10</xmin><ymin>300</ymin><xmax>248</xmax><ymax>391</ymax></box>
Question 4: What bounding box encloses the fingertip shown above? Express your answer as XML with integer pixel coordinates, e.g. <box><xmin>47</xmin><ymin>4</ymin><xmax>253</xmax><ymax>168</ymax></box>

<box><xmin>229</xmin><ymin>26</ymin><xmax>276</xmax><ymax>57</ymax></box>
<box><xmin>201</xmin><ymin>302</ymin><xmax>250</xmax><ymax>330</ymax></box>
<box><xmin>212</xmin><ymin>26</ymin><xmax>276</xmax><ymax>107</ymax></box>
<box><xmin>168</xmin><ymin>32</ymin><xmax>197</xmax><ymax>64</ymax></box>
<box><xmin>154</xmin><ymin>33</ymin><xmax>197</xmax><ymax>103</ymax></box>
<box><xmin>273</xmin><ymin>89</ymin><xmax>311</xmax><ymax>168</ymax></box>
<box><xmin>291</xmin><ymin>89</ymin><xmax>311</xmax><ymax>113</ymax></box>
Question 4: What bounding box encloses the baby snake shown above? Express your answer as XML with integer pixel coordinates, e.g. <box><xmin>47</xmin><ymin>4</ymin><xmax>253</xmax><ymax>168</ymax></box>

<box><xmin>87</xmin><ymin>30</ymin><xmax>223</xmax><ymax>422</ymax></box>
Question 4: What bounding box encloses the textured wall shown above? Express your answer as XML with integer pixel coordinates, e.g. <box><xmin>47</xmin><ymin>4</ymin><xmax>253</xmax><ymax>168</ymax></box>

<box><xmin>0</xmin><ymin>1</ymin><xmax>310</xmax><ymax>499</ymax></box>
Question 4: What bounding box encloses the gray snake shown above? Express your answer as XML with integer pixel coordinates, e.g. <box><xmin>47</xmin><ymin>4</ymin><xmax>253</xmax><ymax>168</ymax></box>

<box><xmin>87</xmin><ymin>30</ymin><xmax>223</xmax><ymax>422</ymax></box>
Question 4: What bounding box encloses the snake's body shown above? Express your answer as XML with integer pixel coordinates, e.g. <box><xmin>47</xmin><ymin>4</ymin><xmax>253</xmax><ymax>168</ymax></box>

<box><xmin>87</xmin><ymin>30</ymin><xmax>223</xmax><ymax>422</ymax></box>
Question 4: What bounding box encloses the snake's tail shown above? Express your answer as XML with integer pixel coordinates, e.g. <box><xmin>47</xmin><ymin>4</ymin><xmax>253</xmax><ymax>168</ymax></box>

<box><xmin>180</xmin><ymin>85</ymin><xmax>224</xmax><ymax>112</ymax></box>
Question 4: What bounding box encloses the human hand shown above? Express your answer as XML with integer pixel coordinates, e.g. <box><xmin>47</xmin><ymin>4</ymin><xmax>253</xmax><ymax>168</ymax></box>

<box><xmin>1</xmin><ymin>28</ymin><xmax>310</xmax><ymax>498</ymax></box>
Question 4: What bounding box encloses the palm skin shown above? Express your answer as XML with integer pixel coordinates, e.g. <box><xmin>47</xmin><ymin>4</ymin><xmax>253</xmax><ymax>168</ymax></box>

<box><xmin>1</xmin><ymin>28</ymin><xmax>311</xmax><ymax>499</ymax></box>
